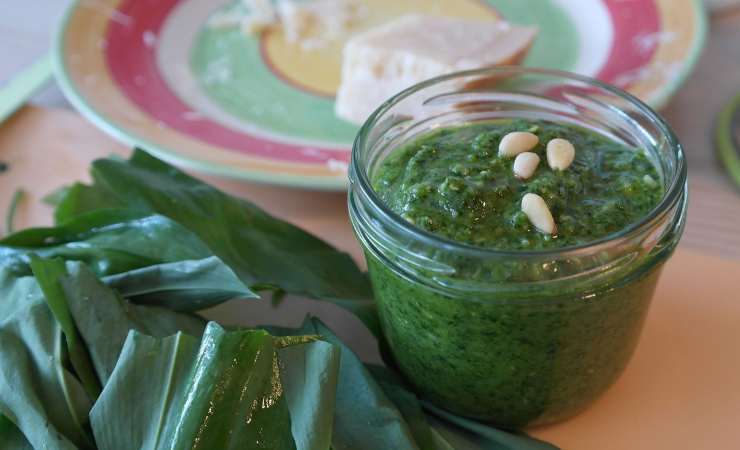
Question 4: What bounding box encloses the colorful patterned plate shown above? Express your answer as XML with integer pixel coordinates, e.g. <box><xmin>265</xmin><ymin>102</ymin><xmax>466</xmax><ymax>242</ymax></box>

<box><xmin>54</xmin><ymin>0</ymin><xmax>706</xmax><ymax>190</ymax></box>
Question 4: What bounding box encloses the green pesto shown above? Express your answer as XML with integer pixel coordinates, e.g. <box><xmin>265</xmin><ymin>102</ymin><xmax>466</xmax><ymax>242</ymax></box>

<box><xmin>373</xmin><ymin>120</ymin><xmax>663</xmax><ymax>250</ymax></box>
<box><xmin>368</xmin><ymin>253</ymin><xmax>661</xmax><ymax>427</ymax></box>
<box><xmin>365</xmin><ymin>120</ymin><xmax>667</xmax><ymax>428</ymax></box>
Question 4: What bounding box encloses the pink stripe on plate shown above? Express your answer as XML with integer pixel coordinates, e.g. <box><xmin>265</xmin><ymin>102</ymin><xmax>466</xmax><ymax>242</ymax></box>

<box><xmin>597</xmin><ymin>0</ymin><xmax>661</xmax><ymax>89</ymax></box>
<box><xmin>104</xmin><ymin>0</ymin><xmax>350</xmax><ymax>164</ymax></box>
<box><xmin>104</xmin><ymin>0</ymin><xmax>661</xmax><ymax>167</ymax></box>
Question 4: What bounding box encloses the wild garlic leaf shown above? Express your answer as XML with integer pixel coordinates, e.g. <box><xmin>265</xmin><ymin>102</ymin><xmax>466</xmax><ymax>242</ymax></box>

<box><xmin>168</xmin><ymin>324</ymin><xmax>296</xmax><ymax>450</ymax></box>
<box><xmin>4</xmin><ymin>189</ymin><xmax>24</xmax><ymax>235</ymax></box>
<box><xmin>268</xmin><ymin>317</ymin><xmax>422</xmax><ymax>450</ymax></box>
<box><xmin>90</xmin><ymin>324</ymin><xmax>306</xmax><ymax>450</ymax></box>
<box><xmin>0</xmin><ymin>268</ymin><xmax>94</xmax><ymax>450</ymax></box>
<box><xmin>0</xmin><ymin>415</ymin><xmax>33</xmax><ymax>450</ymax></box>
<box><xmin>30</xmin><ymin>256</ymin><xmax>101</xmax><ymax>400</ymax></box>
<box><xmin>367</xmin><ymin>365</ymin><xmax>443</xmax><ymax>450</ymax></box>
<box><xmin>102</xmin><ymin>256</ymin><xmax>256</xmax><ymax>311</ymax></box>
<box><xmin>278</xmin><ymin>340</ymin><xmax>340</xmax><ymax>450</ymax></box>
<box><xmin>0</xmin><ymin>210</ymin><xmax>215</xmax><ymax>278</ymax></box>
<box><xmin>52</xmin><ymin>182</ymin><xmax>121</xmax><ymax>223</ymax></box>
<box><xmin>425</xmin><ymin>403</ymin><xmax>560</xmax><ymax>450</ymax></box>
<box><xmin>89</xmin><ymin>331</ymin><xmax>200</xmax><ymax>450</ymax></box>
<box><xmin>53</xmin><ymin>331</ymin><xmax>95</xmax><ymax>444</ymax></box>
<box><xmin>273</xmin><ymin>318</ymin><xmax>560</xmax><ymax>450</ymax></box>
<box><xmin>56</xmin><ymin>150</ymin><xmax>379</xmax><ymax>336</ymax></box>
<box><xmin>52</xmin><ymin>261</ymin><xmax>206</xmax><ymax>384</ymax></box>
<box><xmin>370</xmin><ymin>365</ymin><xmax>560</xmax><ymax>450</ymax></box>
<box><xmin>0</xmin><ymin>210</ymin><xmax>257</xmax><ymax>311</ymax></box>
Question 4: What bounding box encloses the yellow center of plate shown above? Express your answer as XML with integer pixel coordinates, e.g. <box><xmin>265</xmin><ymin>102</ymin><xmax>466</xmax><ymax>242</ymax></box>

<box><xmin>261</xmin><ymin>0</ymin><xmax>499</xmax><ymax>97</ymax></box>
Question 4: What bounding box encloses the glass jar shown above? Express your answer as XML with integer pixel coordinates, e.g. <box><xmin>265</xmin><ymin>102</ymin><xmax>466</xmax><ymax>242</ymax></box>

<box><xmin>348</xmin><ymin>67</ymin><xmax>687</xmax><ymax>428</ymax></box>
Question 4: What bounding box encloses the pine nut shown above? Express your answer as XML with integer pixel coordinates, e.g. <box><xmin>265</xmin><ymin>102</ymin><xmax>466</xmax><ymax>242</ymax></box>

<box><xmin>513</xmin><ymin>152</ymin><xmax>540</xmax><ymax>180</ymax></box>
<box><xmin>521</xmin><ymin>193</ymin><xmax>557</xmax><ymax>235</ymax></box>
<box><xmin>499</xmin><ymin>132</ymin><xmax>539</xmax><ymax>157</ymax></box>
<box><xmin>547</xmin><ymin>138</ymin><xmax>576</xmax><ymax>171</ymax></box>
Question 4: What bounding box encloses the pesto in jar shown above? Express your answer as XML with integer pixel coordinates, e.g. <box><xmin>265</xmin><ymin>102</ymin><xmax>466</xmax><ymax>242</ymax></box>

<box><xmin>373</xmin><ymin>120</ymin><xmax>663</xmax><ymax>249</ymax></box>
<box><xmin>365</xmin><ymin>120</ymin><xmax>666</xmax><ymax>427</ymax></box>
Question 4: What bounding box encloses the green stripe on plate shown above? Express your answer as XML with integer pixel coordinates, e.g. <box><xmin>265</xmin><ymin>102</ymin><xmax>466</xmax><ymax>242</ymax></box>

<box><xmin>191</xmin><ymin>0</ymin><xmax>579</xmax><ymax>146</ymax></box>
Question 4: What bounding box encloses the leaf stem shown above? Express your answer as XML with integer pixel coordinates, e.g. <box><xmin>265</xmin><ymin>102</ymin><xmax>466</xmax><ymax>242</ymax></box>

<box><xmin>5</xmin><ymin>188</ymin><xmax>24</xmax><ymax>235</ymax></box>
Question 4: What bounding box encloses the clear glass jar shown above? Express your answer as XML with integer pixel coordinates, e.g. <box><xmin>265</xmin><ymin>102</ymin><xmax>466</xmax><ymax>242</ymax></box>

<box><xmin>348</xmin><ymin>67</ymin><xmax>687</xmax><ymax>428</ymax></box>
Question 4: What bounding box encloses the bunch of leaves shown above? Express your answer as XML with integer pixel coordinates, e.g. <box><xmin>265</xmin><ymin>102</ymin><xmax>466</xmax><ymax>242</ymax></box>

<box><xmin>52</xmin><ymin>150</ymin><xmax>379</xmax><ymax>335</ymax></box>
<box><xmin>0</xmin><ymin>150</ymin><xmax>557</xmax><ymax>449</ymax></box>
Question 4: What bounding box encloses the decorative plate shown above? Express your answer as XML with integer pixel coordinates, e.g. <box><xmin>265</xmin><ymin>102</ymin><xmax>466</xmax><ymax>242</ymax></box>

<box><xmin>54</xmin><ymin>0</ymin><xmax>706</xmax><ymax>190</ymax></box>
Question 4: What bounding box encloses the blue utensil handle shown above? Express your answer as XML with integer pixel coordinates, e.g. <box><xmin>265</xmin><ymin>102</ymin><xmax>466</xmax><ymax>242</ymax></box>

<box><xmin>0</xmin><ymin>53</ymin><xmax>54</xmax><ymax>124</ymax></box>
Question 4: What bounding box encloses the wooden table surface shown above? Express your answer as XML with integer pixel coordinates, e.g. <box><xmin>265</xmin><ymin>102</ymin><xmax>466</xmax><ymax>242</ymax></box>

<box><xmin>2</xmin><ymin>104</ymin><xmax>740</xmax><ymax>450</ymax></box>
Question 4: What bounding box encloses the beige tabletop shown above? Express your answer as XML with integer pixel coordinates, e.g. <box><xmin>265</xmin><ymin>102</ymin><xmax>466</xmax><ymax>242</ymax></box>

<box><xmin>1</xmin><ymin>105</ymin><xmax>739</xmax><ymax>450</ymax></box>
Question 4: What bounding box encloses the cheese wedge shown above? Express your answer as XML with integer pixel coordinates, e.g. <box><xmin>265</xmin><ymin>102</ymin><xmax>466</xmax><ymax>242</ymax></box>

<box><xmin>211</xmin><ymin>0</ymin><xmax>363</xmax><ymax>49</ymax></box>
<box><xmin>208</xmin><ymin>0</ymin><xmax>278</xmax><ymax>33</ymax></box>
<box><xmin>335</xmin><ymin>14</ymin><xmax>538</xmax><ymax>125</ymax></box>
<box><xmin>277</xmin><ymin>0</ymin><xmax>363</xmax><ymax>46</ymax></box>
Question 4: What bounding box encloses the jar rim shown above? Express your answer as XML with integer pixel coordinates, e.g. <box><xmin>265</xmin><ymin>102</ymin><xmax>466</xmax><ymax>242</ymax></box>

<box><xmin>350</xmin><ymin>66</ymin><xmax>688</xmax><ymax>259</ymax></box>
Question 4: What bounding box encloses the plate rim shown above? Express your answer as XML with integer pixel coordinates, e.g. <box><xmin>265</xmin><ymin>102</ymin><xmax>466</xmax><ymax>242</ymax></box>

<box><xmin>52</xmin><ymin>0</ymin><xmax>707</xmax><ymax>191</ymax></box>
<box><xmin>647</xmin><ymin>0</ymin><xmax>708</xmax><ymax>111</ymax></box>
<box><xmin>51</xmin><ymin>0</ymin><xmax>349</xmax><ymax>192</ymax></box>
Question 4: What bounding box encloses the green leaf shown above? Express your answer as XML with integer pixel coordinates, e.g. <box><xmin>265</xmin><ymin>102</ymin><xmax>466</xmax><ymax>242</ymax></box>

<box><xmin>102</xmin><ymin>256</ymin><xmax>257</xmax><ymax>311</ymax></box>
<box><xmin>56</xmin><ymin>261</ymin><xmax>206</xmax><ymax>384</ymax></box>
<box><xmin>53</xmin><ymin>329</ymin><xmax>95</xmax><ymax>446</ymax></box>
<box><xmin>4</xmin><ymin>189</ymin><xmax>24</xmax><ymax>235</ymax></box>
<box><xmin>367</xmin><ymin>365</ymin><xmax>443</xmax><ymax>450</ymax></box>
<box><xmin>0</xmin><ymin>210</ymin><xmax>214</xmax><ymax>278</ymax></box>
<box><xmin>1</xmin><ymin>210</ymin><xmax>257</xmax><ymax>312</ymax></box>
<box><xmin>30</xmin><ymin>256</ymin><xmax>101</xmax><ymax>400</ymax></box>
<box><xmin>0</xmin><ymin>150</ymin><xmax>563</xmax><ymax>450</ymax></box>
<box><xmin>125</xmin><ymin>304</ymin><xmax>206</xmax><ymax>340</ymax></box>
<box><xmin>425</xmin><ymin>403</ymin><xmax>560</xmax><ymax>450</ymax></box>
<box><xmin>91</xmin><ymin>324</ymin><xmax>301</xmax><ymax>450</ymax></box>
<box><xmin>273</xmin><ymin>318</ymin><xmax>560</xmax><ymax>450</ymax></box>
<box><xmin>53</xmin><ymin>182</ymin><xmax>121</xmax><ymax>223</ymax></box>
<box><xmin>278</xmin><ymin>340</ymin><xmax>340</xmax><ymax>450</ymax></box>
<box><xmin>268</xmin><ymin>317</ymin><xmax>422</xmax><ymax>450</ymax></box>
<box><xmin>0</xmin><ymin>268</ymin><xmax>94</xmax><ymax>449</ymax></box>
<box><xmin>89</xmin><ymin>331</ymin><xmax>200</xmax><ymax>450</ymax></box>
<box><xmin>169</xmin><ymin>324</ymin><xmax>296</xmax><ymax>450</ymax></box>
<box><xmin>0</xmin><ymin>257</ymin><xmax>211</xmax><ymax>449</ymax></box>
<box><xmin>70</xmin><ymin>150</ymin><xmax>378</xmax><ymax>335</ymax></box>
<box><xmin>42</xmin><ymin>185</ymin><xmax>71</xmax><ymax>207</ymax></box>
<box><xmin>369</xmin><ymin>365</ymin><xmax>560</xmax><ymax>449</ymax></box>
<box><xmin>0</xmin><ymin>415</ymin><xmax>33</xmax><ymax>450</ymax></box>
